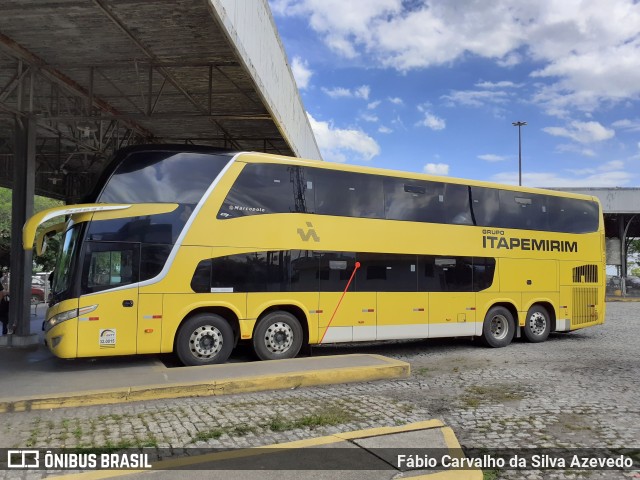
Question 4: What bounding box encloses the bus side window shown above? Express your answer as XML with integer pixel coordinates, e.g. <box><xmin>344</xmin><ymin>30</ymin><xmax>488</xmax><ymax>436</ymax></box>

<box><xmin>498</xmin><ymin>190</ymin><xmax>549</xmax><ymax>231</ymax></box>
<box><xmin>314</xmin><ymin>170</ymin><xmax>384</xmax><ymax>219</ymax></box>
<box><xmin>291</xmin><ymin>250</ymin><xmax>319</xmax><ymax>292</ymax></box>
<box><xmin>356</xmin><ymin>253</ymin><xmax>418</xmax><ymax>292</ymax></box>
<box><xmin>473</xmin><ymin>258</ymin><xmax>496</xmax><ymax>291</ymax></box>
<box><xmin>191</xmin><ymin>259</ymin><xmax>212</xmax><ymax>293</ymax></box>
<box><xmin>318</xmin><ymin>252</ymin><xmax>357</xmax><ymax>291</ymax></box>
<box><xmin>443</xmin><ymin>184</ymin><xmax>473</xmax><ymax>225</ymax></box>
<box><xmin>218</xmin><ymin>164</ymin><xmax>314</xmax><ymax>219</ymax></box>
<box><xmin>470</xmin><ymin>187</ymin><xmax>500</xmax><ymax>227</ymax></box>
<box><xmin>547</xmin><ymin>197</ymin><xmax>599</xmax><ymax>233</ymax></box>
<box><xmin>383</xmin><ymin>178</ymin><xmax>446</xmax><ymax>223</ymax></box>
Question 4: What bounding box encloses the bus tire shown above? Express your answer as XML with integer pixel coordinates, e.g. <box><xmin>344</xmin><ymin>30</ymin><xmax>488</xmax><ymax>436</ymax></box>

<box><xmin>176</xmin><ymin>313</ymin><xmax>234</xmax><ymax>366</ymax></box>
<box><xmin>523</xmin><ymin>305</ymin><xmax>551</xmax><ymax>343</ymax></box>
<box><xmin>253</xmin><ymin>311</ymin><xmax>303</xmax><ymax>361</ymax></box>
<box><xmin>481</xmin><ymin>306</ymin><xmax>515</xmax><ymax>348</ymax></box>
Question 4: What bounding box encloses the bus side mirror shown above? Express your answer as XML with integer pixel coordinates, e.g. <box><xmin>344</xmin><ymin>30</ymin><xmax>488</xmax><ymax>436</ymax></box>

<box><xmin>35</xmin><ymin>222</ymin><xmax>66</xmax><ymax>256</ymax></box>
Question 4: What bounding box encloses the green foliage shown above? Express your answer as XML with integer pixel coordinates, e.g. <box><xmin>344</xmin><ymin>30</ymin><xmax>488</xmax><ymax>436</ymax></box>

<box><xmin>0</xmin><ymin>187</ymin><xmax>63</xmax><ymax>271</ymax></box>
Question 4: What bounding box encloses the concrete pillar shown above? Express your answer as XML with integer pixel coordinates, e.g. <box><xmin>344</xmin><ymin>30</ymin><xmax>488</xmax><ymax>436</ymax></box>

<box><xmin>619</xmin><ymin>215</ymin><xmax>626</xmax><ymax>296</ymax></box>
<box><xmin>8</xmin><ymin>115</ymin><xmax>37</xmax><ymax>342</ymax></box>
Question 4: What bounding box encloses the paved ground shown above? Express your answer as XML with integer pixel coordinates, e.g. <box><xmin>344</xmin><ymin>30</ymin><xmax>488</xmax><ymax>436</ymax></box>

<box><xmin>0</xmin><ymin>302</ymin><xmax>638</xmax><ymax>479</ymax></box>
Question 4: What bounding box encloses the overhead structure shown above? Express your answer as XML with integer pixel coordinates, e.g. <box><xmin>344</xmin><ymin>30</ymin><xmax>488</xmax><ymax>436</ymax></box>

<box><xmin>558</xmin><ymin>188</ymin><xmax>640</xmax><ymax>293</ymax></box>
<box><xmin>0</xmin><ymin>0</ymin><xmax>321</xmax><ymax>201</ymax></box>
<box><xmin>0</xmin><ymin>0</ymin><xmax>321</xmax><ymax>342</ymax></box>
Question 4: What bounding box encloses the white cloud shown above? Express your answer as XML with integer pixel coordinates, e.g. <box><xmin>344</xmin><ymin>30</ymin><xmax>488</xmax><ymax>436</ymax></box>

<box><xmin>322</xmin><ymin>85</ymin><xmax>370</xmax><ymax>100</ymax></box>
<box><xmin>273</xmin><ymin>0</ymin><xmax>640</xmax><ymax>115</ymax></box>
<box><xmin>442</xmin><ymin>89</ymin><xmax>510</xmax><ymax>107</ymax></box>
<box><xmin>491</xmin><ymin>160</ymin><xmax>632</xmax><ymax>187</ymax></box>
<box><xmin>424</xmin><ymin>163</ymin><xmax>450</xmax><ymax>175</ymax></box>
<box><xmin>355</xmin><ymin>85</ymin><xmax>370</xmax><ymax>100</ymax></box>
<box><xmin>307</xmin><ymin>113</ymin><xmax>380</xmax><ymax>162</ymax></box>
<box><xmin>478</xmin><ymin>154</ymin><xmax>507</xmax><ymax>162</ymax></box>
<box><xmin>417</xmin><ymin>114</ymin><xmax>446</xmax><ymax>131</ymax></box>
<box><xmin>543</xmin><ymin>121</ymin><xmax>615</xmax><ymax>144</ymax></box>
<box><xmin>475</xmin><ymin>81</ymin><xmax>522</xmax><ymax>89</ymax></box>
<box><xmin>378</xmin><ymin>125</ymin><xmax>392</xmax><ymax>134</ymax></box>
<box><xmin>613</xmin><ymin>119</ymin><xmax>640</xmax><ymax>132</ymax></box>
<box><xmin>360</xmin><ymin>113</ymin><xmax>378</xmax><ymax>122</ymax></box>
<box><xmin>556</xmin><ymin>144</ymin><xmax>597</xmax><ymax>157</ymax></box>
<box><xmin>367</xmin><ymin>100</ymin><xmax>381</xmax><ymax>110</ymax></box>
<box><xmin>291</xmin><ymin>56</ymin><xmax>312</xmax><ymax>89</ymax></box>
<box><xmin>416</xmin><ymin>109</ymin><xmax>446</xmax><ymax>130</ymax></box>
<box><xmin>322</xmin><ymin>87</ymin><xmax>352</xmax><ymax>98</ymax></box>
<box><xmin>388</xmin><ymin>97</ymin><xmax>403</xmax><ymax>105</ymax></box>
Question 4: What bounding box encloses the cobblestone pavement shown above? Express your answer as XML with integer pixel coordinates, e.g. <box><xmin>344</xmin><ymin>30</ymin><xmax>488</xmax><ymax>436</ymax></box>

<box><xmin>1</xmin><ymin>302</ymin><xmax>638</xmax><ymax>479</ymax></box>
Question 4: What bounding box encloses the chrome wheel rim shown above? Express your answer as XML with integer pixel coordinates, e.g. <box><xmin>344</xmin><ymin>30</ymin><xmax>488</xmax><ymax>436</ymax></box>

<box><xmin>189</xmin><ymin>325</ymin><xmax>223</xmax><ymax>358</ymax></box>
<box><xmin>490</xmin><ymin>314</ymin><xmax>509</xmax><ymax>340</ymax></box>
<box><xmin>264</xmin><ymin>321</ymin><xmax>294</xmax><ymax>354</ymax></box>
<box><xmin>528</xmin><ymin>312</ymin><xmax>547</xmax><ymax>336</ymax></box>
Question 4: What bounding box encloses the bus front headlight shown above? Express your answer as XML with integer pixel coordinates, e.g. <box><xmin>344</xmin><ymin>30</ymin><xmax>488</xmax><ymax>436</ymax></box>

<box><xmin>46</xmin><ymin>309</ymin><xmax>78</xmax><ymax>332</ymax></box>
<box><xmin>46</xmin><ymin>305</ymin><xmax>97</xmax><ymax>332</ymax></box>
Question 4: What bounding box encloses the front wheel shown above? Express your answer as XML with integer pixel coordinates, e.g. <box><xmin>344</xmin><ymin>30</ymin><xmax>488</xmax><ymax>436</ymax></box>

<box><xmin>253</xmin><ymin>311</ymin><xmax>303</xmax><ymax>361</ymax></box>
<box><xmin>176</xmin><ymin>313</ymin><xmax>234</xmax><ymax>366</ymax></box>
<box><xmin>523</xmin><ymin>305</ymin><xmax>551</xmax><ymax>343</ymax></box>
<box><xmin>480</xmin><ymin>306</ymin><xmax>515</xmax><ymax>348</ymax></box>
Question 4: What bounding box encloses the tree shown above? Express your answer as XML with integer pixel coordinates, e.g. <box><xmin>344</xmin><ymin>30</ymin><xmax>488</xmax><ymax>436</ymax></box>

<box><xmin>627</xmin><ymin>238</ymin><xmax>640</xmax><ymax>277</ymax></box>
<box><xmin>0</xmin><ymin>187</ymin><xmax>63</xmax><ymax>272</ymax></box>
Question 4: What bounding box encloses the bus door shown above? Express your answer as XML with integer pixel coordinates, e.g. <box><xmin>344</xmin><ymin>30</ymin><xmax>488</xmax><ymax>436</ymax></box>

<box><xmin>354</xmin><ymin>254</ymin><xmax>427</xmax><ymax>341</ymax></box>
<box><xmin>317</xmin><ymin>253</ymin><xmax>376</xmax><ymax>343</ymax></box>
<box><xmin>423</xmin><ymin>257</ymin><xmax>476</xmax><ymax>337</ymax></box>
<box><xmin>77</xmin><ymin>242</ymin><xmax>140</xmax><ymax>356</ymax></box>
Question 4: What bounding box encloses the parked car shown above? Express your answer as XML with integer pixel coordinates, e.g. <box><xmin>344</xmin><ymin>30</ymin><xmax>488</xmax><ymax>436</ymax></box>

<box><xmin>31</xmin><ymin>286</ymin><xmax>45</xmax><ymax>302</ymax></box>
<box><xmin>627</xmin><ymin>276</ymin><xmax>640</xmax><ymax>290</ymax></box>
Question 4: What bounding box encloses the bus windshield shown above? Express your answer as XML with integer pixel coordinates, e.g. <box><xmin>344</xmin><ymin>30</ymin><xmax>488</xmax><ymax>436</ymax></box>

<box><xmin>51</xmin><ymin>225</ymin><xmax>82</xmax><ymax>298</ymax></box>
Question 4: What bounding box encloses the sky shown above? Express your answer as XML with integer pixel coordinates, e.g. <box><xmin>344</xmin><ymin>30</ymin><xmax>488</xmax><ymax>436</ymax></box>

<box><xmin>269</xmin><ymin>0</ymin><xmax>640</xmax><ymax>188</ymax></box>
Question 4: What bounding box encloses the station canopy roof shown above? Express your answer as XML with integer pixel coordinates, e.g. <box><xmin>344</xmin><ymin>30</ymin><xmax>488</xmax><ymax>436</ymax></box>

<box><xmin>0</xmin><ymin>0</ymin><xmax>316</xmax><ymax>201</ymax></box>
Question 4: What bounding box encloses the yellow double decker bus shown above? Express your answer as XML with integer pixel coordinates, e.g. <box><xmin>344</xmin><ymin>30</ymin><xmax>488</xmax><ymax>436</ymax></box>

<box><xmin>24</xmin><ymin>145</ymin><xmax>605</xmax><ymax>366</ymax></box>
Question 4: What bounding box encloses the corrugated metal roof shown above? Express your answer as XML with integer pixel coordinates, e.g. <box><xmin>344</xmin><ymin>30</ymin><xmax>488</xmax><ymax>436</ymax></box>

<box><xmin>0</xmin><ymin>0</ymin><xmax>320</xmax><ymax>200</ymax></box>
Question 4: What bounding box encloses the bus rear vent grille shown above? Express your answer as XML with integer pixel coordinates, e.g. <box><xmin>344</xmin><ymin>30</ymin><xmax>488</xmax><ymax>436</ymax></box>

<box><xmin>572</xmin><ymin>287</ymin><xmax>598</xmax><ymax>325</ymax></box>
<box><xmin>572</xmin><ymin>264</ymin><xmax>598</xmax><ymax>283</ymax></box>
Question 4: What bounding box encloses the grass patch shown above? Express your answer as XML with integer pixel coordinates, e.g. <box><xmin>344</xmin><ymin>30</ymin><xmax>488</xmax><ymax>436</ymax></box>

<box><xmin>462</xmin><ymin>385</ymin><xmax>525</xmax><ymax>408</ymax></box>
<box><xmin>265</xmin><ymin>406</ymin><xmax>356</xmax><ymax>432</ymax></box>
<box><xmin>192</xmin><ymin>428</ymin><xmax>224</xmax><ymax>443</ymax></box>
<box><xmin>415</xmin><ymin>367</ymin><xmax>431</xmax><ymax>376</ymax></box>
<box><xmin>483</xmin><ymin>468</ymin><xmax>500</xmax><ymax>480</ymax></box>
<box><xmin>231</xmin><ymin>424</ymin><xmax>256</xmax><ymax>436</ymax></box>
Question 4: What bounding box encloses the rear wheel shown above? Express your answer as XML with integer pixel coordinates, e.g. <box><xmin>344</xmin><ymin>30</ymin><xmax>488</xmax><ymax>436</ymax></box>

<box><xmin>176</xmin><ymin>313</ymin><xmax>234</xmax><ymax>366</ymax></box>
<box><xmin>253</xmin><ymin>311</ymin><xmax>303</xmax><ymax>361</ymax></box>
<box><xmin>481</xmin><ymin>306</ymin><xmax>515</xmax><ymax>348</ymax></box>
<box><xmin>523</xmin><ymin>305</ymin><xmax>551</xmax><ymax>343</ymax></box>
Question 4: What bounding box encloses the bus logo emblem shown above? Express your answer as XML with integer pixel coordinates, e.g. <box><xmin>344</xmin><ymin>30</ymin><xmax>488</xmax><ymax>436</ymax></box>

<box><xmin>297</xmin><ymin>222</ymin><xmax>320</xmax><ymax>242</ymax></box>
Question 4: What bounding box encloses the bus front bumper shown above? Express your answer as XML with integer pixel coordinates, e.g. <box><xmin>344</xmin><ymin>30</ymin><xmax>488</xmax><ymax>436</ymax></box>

<box><xmin>44</xmin><ymin>321</ymin><xmax>78</xmax><ymax>358</ymax></box>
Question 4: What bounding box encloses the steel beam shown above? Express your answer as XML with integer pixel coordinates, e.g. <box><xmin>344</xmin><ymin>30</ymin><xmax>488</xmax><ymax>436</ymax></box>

<box><xmin>0</xmin><ymin>32</ymin><xmax>153</xmax><ymax>139</ymax></box>
<box><xmin>9</xmin><ymin>115</ymin><xmax>36</xmax><ymax>338</ymax></box>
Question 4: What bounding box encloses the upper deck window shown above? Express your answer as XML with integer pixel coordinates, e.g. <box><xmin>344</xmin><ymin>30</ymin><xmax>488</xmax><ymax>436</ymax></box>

<box><xmin>98</xmin><ymin>151</ymin><xmax>229</xmax><ymax>204</ymax></box>
<box><xmin>218</xmin><ymin>163</ymin><xmax>314</xmax><ymax>219</ymax></box>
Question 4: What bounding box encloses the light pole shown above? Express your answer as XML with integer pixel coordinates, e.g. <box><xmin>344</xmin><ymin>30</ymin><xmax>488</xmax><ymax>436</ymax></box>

<box><xmin>512</xmin><ymin>121</ymin><xmax>527</xmax><ymax>186</ymax></box>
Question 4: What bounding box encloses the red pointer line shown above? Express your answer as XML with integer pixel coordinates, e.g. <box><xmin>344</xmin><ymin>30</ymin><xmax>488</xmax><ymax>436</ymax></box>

<box><xmin>320</xmin><ymin>261</ymin><xmax>361</xmax><ymax>344</ymax></box>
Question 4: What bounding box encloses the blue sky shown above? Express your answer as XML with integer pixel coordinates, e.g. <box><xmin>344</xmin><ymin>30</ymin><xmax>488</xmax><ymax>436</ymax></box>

<box><xmin>269</xmin><ymin>0</ymin><xmax>640</xmax><ymax>187</ymax></box>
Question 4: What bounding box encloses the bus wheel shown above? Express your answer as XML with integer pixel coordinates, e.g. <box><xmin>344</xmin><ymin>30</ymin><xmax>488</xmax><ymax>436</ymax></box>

<box><xmin>176</xmin><ymin>314</ymin><xmax>233</xmax><ymax>366</ymax></box>
<box><xmin>523</xmin><ymin>305</ymin><xmax>551</xmax><ymax>343</ymax></box>
<box><xmin>481</xmin><ymin>306</ymin><xmax>515</xmax><ymax>348</ymax></box>
<box><xmin>253</xmin><ymin>311</ymin><xmax>303</xmax><ymax>361</ymax></box>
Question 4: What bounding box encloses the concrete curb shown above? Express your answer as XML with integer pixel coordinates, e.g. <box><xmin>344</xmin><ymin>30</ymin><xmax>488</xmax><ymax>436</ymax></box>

<box><xmin>0</xmin><ymin>355</ymin><xmax>410</xmax><ymax>412</ymax></box>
